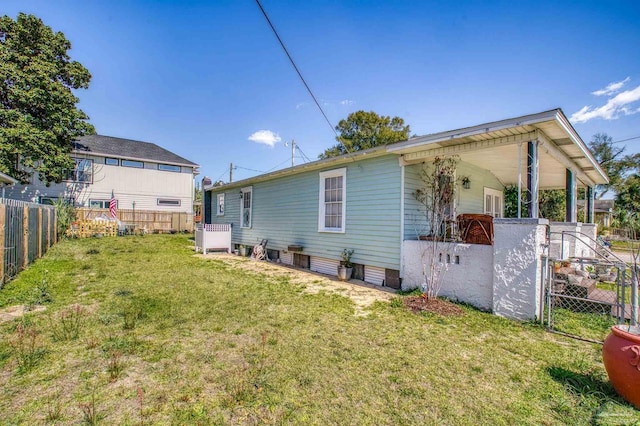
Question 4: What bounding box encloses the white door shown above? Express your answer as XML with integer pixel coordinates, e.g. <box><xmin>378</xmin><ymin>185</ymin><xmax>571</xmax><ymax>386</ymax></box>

<box><xmin>484</xmin><ymin>187</ymin><xmax>503</xmax><ymax>218</ymax></box>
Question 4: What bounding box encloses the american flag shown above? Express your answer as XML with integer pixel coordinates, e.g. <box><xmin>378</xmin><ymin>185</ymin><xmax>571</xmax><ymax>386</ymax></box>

<box><xmin>109</xmin><ymin>191</ymin><xmax>117</xmax><ymax>218</ymax></box>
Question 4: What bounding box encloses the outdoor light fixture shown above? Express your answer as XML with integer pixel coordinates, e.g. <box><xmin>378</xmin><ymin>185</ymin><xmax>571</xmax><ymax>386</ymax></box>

<box><xmin>462</xmin><ymin>176</ymin><xmax>471</xmax><ymax>190</ymax></box>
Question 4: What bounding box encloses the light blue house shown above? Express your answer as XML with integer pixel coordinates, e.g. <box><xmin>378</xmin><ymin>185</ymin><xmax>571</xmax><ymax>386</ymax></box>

<box><xmin>204</xmin><ymin>109</ymin><xmax>608</xmax><ymax>309</ymax></box>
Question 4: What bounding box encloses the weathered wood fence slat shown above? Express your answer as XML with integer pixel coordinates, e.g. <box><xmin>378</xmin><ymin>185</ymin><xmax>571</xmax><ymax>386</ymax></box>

<box><xmin>75</xmin><ymin>208</ymin><xmax>193</xmax><ymax>233</ymax></box>
<box><xmin>1</xmin><ymin>199</ymin><xmax>57</xmax><ymax>287</ymax></box>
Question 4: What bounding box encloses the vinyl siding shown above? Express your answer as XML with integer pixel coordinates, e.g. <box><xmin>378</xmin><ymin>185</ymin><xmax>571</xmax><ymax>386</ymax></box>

<box><xmin>403</xmin><ymin>160</ymin><xmax>504</xmax><ymax>239</ymax></box>
<box><xmin>210</xmin><ymin>155</ymin><xmax>402</xmax><ymax>270</ymax></box>
<box><xmin>5</xmin><ymin>155</ymin><xmax>195</xmax><ymax>212</ymax></box>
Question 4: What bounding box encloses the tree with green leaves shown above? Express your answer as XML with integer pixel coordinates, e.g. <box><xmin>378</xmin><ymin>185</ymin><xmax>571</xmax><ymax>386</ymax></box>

<box><xmin>588</xmin><ymin>133</ymin><xmax>630</xmax><ymax>199</ymax></box>
<box><xmin>0</xmin><ymin>13</ymin><xmax>95</xmax><ymax>184</ymax></box>
<box><xmin>319</xmin><ymin>110</ymin><xmax>410</xmax><ymax>159</ymax></box>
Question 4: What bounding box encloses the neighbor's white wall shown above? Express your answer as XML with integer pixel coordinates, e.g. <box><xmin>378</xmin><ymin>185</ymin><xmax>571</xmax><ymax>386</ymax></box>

<box><xmin>492</xmin><ymin>218</ymin><xmax>548</xmax><ymax>321</ymax></box>
<box><xmin>402</xmin><ymin>240</ymin><xmax>494</xmax><ymax>311</ymax></box>
<box><xmin>5</xmin><ymin>157</ymin><xmax>195</xmax><ymax>212</ymax></box>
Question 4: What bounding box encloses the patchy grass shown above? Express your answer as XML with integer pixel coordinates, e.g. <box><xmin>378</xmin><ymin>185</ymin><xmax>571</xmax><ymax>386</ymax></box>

<box><xmin>0</xmin><ymin>235</ymin><xmax>638</xmax><ymax>424</ymax></box>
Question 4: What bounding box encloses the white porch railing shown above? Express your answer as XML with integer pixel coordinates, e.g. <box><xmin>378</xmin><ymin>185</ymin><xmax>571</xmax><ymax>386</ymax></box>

<box><xmin>195</xmin><ymin>223</ymin><xmax>232</xmax><ymax>254</ymax></box>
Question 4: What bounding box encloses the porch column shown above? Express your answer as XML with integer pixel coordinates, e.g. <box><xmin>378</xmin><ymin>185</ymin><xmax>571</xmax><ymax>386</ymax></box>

<box><xmin>586</xmin><ymin>186</ymin><xmax>595</xmax><ymax>224</ymax></box>
<box><xmin>527</xmin><ymin>140</ymin><xmax>539</xmax><ymax>218</ymax></box>
<box><xmin>565</xmin><ymin>169</ymin><xmax>577</xmax><ymax>222</ymax></box>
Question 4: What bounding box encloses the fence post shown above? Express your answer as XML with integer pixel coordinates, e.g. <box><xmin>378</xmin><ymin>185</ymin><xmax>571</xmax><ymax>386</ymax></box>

<box><xmin>53</xmin><ymin>207</ymin><xmax>58</xmax><ymax>243</ymax></box>
<box><xmin>0</xmin><ymin>204</ymin><xmax>5</xmax><ymax>285</ymax></box>
<box><xmin>37</xmin><ymin>208</ymin><xmax>42</xmax><ymax>258</ymax></box>
<box><xmin>23</xmin><ymin>206</ymin><xmax>29</xmax><ymax>268</ymax></box>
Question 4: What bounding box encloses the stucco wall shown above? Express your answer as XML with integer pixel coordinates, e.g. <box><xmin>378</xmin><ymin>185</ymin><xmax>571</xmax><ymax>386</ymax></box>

<box><xmin>402</xmin><ymin>240</ymin><xmax>494</xmax><ymax>311</ymax></box>
<box><xmin>492</xmin><ymin>218</ymin><xmax>548</xmax><ymax>321</ymax></box>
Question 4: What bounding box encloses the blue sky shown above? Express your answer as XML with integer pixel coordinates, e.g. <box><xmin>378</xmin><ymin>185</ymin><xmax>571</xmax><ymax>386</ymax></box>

<box><xmin>4</xmin><ymin>1</ymin><xmax>640</xmax><ymax>183</ymax></box>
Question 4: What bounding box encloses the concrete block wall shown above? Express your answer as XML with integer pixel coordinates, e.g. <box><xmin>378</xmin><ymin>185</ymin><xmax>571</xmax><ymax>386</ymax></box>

<box><xmin>492</xmin><ymin>219</ymin><xmax>549</xmax><ymax>321</ymax></box>
<box><xmin>402</xmin><ymin>240</ymin><xmax>494</xmax><ymax>311</ymax></box>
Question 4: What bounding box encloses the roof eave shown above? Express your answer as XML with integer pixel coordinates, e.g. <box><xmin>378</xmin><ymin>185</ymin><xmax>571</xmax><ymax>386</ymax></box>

<box><xmin>72</xmin><ymin>149</ymin><xmax>199</xmax><ymax>168</ymax></box>
<box><xmin>205</xmin><ymin>145</ymin><xmax>389</xmax><ymax>192</ymax></box>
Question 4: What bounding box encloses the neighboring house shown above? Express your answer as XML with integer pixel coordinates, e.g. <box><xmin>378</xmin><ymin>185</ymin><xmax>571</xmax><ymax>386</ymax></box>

<box><xmin>204</xmin><ymin>109</ymin><xmax>608</xmax><ymax>320</ymax></box>
<box><xmin>6</xmin><ymin>135</ymin><xmax>199</xmax><ymax>213</ymax></box>
<box><xmin>0</xmin><ymin>171</ymin><xmax>18</xmax><ymax>199</ymax></box>
<box><xmin>577</xmin><ymin>199</ymin><xmax>614</xmax><ymax>227</ymax></box>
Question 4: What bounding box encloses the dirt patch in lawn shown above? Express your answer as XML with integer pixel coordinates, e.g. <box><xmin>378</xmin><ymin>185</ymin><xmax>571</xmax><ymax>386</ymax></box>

<box><xmin>199</xmin><ymin>253</ymin><xmax>396</xmax><ymax>316</ymax></box>
<box><xmin>0</xmin><ymin>305</ymin><xmax>47</xmax><ymax>323</ymax></box>
<box><xmin>403</xmin><ymin>295</ymin><xmax>465</xmax><ymax>316</ymax></box>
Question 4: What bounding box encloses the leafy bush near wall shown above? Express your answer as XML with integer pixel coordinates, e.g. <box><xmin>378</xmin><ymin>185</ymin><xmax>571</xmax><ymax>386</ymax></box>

<box><xmin>53</xmin><ymin>199</ymin><xmax>76</xmax><ymax>238</ymax></box>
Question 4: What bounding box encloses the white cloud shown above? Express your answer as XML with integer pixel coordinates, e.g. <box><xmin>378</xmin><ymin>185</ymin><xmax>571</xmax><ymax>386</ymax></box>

<box><xmin>570</xmin><ymin>81</ymin><xmax>640</xmax><ymax>123</ymax></box>
<box><xmin>248</xmin><ymin>130</ymin><xmax>281</xmax><ymax>147</ymax></box>
<box><xmin>591</xmin><ymin>77</ymin><xmax>630</xmax><ymax>96</ymax></box>
<box><xmin>295</xmin><ymin>102</ymin><xmax>308</xmax><ymax>110</ymax></box>
<box><xmin>340</xmin><ymin>99</ymin><xmax>355</xmax><ymax>106</ymax></box>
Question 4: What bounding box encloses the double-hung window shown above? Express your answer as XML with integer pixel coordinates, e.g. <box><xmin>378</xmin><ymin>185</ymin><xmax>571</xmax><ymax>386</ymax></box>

<box><xmin>216</xmin><ymin>194</ymin><xmax>225</xmax><ymax>216</ymax></box>
<box><xmin>318</xmin><ymin>168</ymin><xmax>346</xmax><ymax>233</ymax></box>
<box><xmin>240</xmin><ymin>187</ymin><xmax>252</xmax><ymax>228</ymax></box>
<box><xmin>65</xmin><ymin>158</ymin><xmax>93</xmax><ymax>183</ymax></box>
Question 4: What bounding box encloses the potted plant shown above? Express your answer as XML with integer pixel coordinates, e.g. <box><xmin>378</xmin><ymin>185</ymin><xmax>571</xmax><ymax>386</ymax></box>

<box><xmin>337</xmin><ymin>249</ymin><xmax>354</xmax><ymax>281</ymax></box>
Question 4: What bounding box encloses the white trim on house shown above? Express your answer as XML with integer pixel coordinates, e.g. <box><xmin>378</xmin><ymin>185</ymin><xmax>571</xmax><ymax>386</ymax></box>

<box><xmin>318</xmin><ymin>168</ymin><xmax>347</xmax><ymax>233</ymax></box>
<box><xmin>240</xmin><ymin>186</ymin><xmax>252</xmax><ymax>228</ymax></box>
<box><xmin>400</xmin><ymin>164</ymin><xmax>405</xmax><ymax>277</ymax></box>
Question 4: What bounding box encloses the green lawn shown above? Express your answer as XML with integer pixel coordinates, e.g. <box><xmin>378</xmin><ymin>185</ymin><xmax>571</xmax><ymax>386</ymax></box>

<box><xmin>1</xmin><ymin>235</ymin><xmax>639</xmax><ymax>425</ymax></box>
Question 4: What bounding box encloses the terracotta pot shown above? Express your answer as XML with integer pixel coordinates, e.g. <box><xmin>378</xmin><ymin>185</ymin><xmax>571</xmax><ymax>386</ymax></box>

<box><xmin>602</xmin><ymin>325</ymin><xmax>640</xmax><ymax>409</ymax></box>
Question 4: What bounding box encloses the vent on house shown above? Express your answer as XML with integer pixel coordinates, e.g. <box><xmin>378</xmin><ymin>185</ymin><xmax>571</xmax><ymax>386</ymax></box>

<box><xmin>157</xmin><ymin>198</ymin><xmax>181</xmax><ymax>206</ymax></box>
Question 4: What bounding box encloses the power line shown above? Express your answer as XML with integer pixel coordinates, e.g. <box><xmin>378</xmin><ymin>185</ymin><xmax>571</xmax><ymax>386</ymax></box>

<box><xmin>255</xmin><ymin>0</ymin><xmax>351</xmax><ymax>156</ymax></box>
<box><xmin>612</xmin><ymin>135</ymin><xmax>640</xmax><ymax>144</ymax></box>
<box><xmin>296</xmin><ymin>144</ymin><xmax>312</xmax><ymax>163</ymax></box>
<box><xmin>266</xmin><ymin>157</ymin><xmax>293</xmax><ymax>172</ymax></box>
<box><xmin>234</xmin><ymin>165</ymin><xmax>265</xmax><ymax>174</ymax></box>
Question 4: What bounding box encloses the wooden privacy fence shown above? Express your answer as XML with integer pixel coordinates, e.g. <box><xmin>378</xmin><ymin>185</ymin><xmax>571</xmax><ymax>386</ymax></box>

<box><xmin>76</xmin><ymin>208</ymin><xmax>194</xmax><ymax>233</ymax></box>
<box><xmin>1</xmin><ymin>199</ymin><xmax>57</xmax><ymax>287</ymax></box>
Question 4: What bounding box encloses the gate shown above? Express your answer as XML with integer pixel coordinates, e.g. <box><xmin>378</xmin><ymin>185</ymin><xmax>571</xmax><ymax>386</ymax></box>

<box><xmin>542</xmin><ymin>255</ymin><xmax>635</xmax><ymax>342</ymax></box>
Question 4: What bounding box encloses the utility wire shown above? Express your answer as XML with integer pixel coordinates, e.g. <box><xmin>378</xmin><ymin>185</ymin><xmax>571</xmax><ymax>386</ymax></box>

<box><xmin>296</xmin><ymin>144</ymin><xmax>312</xmax><ymax>163</ymax></box>
<box><xmin>234</xmin><ymin>165</ymin><xmax>265</xmax><ymax>174</ymax></box>
<box><xmin>266</xmin><ymin>157</ymin><xmax>294</xmax><ymax>172</ymax></box>
<box><xmin>612</xmin><ymin>135</ymin><xmax>640</xmax><ymax>144</ymax></box>
<box><xmin>254</xmin><ymin>0</ymin><xmax>352</xmax><ymax>155</ymax></box>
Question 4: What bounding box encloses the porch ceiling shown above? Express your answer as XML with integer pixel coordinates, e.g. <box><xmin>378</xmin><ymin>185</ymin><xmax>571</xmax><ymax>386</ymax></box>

<box><xmin>388</xmin><ymin>109</ymin><xmax>608</xmax><ymax>189</ymax></box>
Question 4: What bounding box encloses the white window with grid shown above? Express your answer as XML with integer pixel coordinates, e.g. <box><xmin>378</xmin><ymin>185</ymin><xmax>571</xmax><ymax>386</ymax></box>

<box><xmin>241</xmin><ymin>187</ymin><xmax>252</xmax><ymax>228</ymax></box>
<box><xmin>216</xmin><ymin>193</ymin><xmax>225</xmax><ymax>216</ymax></box>
<box><xmin>318</xmin><ymin>168</ymin><xmax>346</xmax><ymax>233</ymax></box>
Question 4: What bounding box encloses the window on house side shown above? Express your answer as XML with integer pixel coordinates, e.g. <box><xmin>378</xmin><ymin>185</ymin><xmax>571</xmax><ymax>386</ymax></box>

<box><xmin>105</xmin><ymin>158</ymin><xmax>119</xmax><ymax>166</ymax></box>
<box><xmin>122</xmin><ymin>160</ymin><xmax>144</xmax><ymax>168</ymax></box>
<box><xmin>159</xmin><ymin>164</ymin><xmax>181</xmax><ymax>172</ymax></box>
<box><xmin>89</xmin><ymin>199</ymin><xmax>118</xmax><ymax>209</ymax></box>
<box><xmin>216</xmin><ymin>193</ymin><xmax>225</xmax><ymax>216</ymax></box>
<box><xmin>241</xmin><ymin>187</ymin><xmax>252</xmax><ymax>228</ymax></box>
<box><xmin>318</xmin><ymin>168</ymin><xmax>346</xmax><ymax>233</ymax></box>
<box><xmin>64</xmin><ymin>158</ymin><xmax>93</xmax><ymax>183</ymax></box>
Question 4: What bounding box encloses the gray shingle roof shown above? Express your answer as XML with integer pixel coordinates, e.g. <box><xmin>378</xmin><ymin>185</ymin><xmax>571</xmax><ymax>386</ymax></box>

<box><xmin>72</xmin><ymin>135</ymin><xmax>198</xmax><ymax>167</ymax></box>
